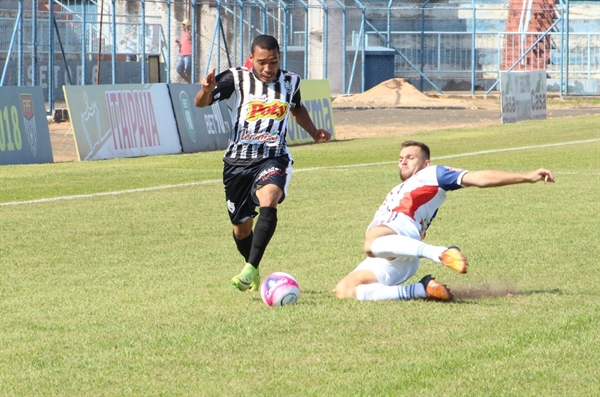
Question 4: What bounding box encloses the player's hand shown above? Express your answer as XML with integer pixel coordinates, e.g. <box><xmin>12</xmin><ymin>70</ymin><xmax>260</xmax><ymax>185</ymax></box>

<box><xmin>313</xmin><ymin>129</ymin><xmax>331</xmax><ymax>143</ymax></box>
<box><xmin>531</xmin><ymin>168</ymin><xmax>555</xmax><ymax>184</ymax></box>
<box><xmin>202</xmin><ymin>68</ymin><xmax>217</xmax><ymax>91</ymax></box>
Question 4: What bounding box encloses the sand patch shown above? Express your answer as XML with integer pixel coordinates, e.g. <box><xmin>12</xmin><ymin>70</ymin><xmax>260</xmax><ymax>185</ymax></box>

<box><xmin>332</xmin><ymin>78</ymin><xmax>476</xmax><ymax>109</ymax></box>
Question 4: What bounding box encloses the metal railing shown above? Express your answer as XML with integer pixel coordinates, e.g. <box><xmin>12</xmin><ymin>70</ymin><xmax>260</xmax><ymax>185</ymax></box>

<box><xmin>1</xmin><ymin>0</ymin><xmax>599</xmax><ymax>114</ymax></box>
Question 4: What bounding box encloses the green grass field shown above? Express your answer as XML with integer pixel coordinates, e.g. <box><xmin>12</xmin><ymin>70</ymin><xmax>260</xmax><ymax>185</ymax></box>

<box><xmin>1</xmin><ymin>115</ymin><xmax>598</xmax><ymax>396</ymax></box>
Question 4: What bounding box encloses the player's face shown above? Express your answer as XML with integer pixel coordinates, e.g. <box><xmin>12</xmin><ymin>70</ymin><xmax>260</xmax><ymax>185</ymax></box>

<box><xmin>250</xmin><ymin>47</ymin><xmax>280</xmax><ymax>83</ymax></box>
<box><xmin>398</xmin><ymin>146</ymin><xmax>430</xmax><ymax>181</ymax></box>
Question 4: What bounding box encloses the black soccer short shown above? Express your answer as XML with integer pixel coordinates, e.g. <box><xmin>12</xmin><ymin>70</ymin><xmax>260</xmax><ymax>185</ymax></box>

<box><xmin>223</xmin><ymin>156</ymin><xmax>292</xmax><ymax>225</ymax></box>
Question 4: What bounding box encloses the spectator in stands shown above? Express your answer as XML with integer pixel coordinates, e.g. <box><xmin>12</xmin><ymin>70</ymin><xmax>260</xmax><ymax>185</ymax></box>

<box><xmin>175</xmin><ymin>19</ymin><xmax>192</xmax><ymax>83</ymax></box>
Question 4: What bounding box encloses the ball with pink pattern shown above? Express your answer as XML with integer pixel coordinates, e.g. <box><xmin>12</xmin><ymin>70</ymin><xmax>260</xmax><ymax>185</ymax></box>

<box><xmin>260</xmin><ymin>272</ymin><xmax>300</xmax><ymax>307</ymax></box>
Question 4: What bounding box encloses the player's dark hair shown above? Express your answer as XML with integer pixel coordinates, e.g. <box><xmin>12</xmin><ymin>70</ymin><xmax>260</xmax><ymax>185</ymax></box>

<box><xmin>401</xmin><ymin>140</ymin><xmax>431</xmax><ymax>160</ymax></box>
<box><xmin>251</xmin><ymin>35</ymin><xmax>280</xmax><ymax>53</ymax></box>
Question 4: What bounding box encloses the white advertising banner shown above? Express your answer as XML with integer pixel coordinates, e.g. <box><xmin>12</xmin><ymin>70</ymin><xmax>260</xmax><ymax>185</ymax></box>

<box><xmin>64</xmin><ymin>84</ymin><xmax>182</xmax><ymax>160</ymax></box>
<box><xmin>500</xmin><ymin>71</ymin><xmax>547</xmax><ymax>123</ymax></box>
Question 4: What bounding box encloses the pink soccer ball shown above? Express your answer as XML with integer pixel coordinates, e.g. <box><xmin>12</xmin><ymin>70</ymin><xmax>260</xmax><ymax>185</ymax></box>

<box><xmin>260</xmin><ymin>272</ymin><xmax>300</xmax><ymax>307</ymax></box>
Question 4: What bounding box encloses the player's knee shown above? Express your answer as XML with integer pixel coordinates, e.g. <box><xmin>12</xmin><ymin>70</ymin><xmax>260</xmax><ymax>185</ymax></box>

<box><xmin>232</xmin><ymin>220</ymin><xmax>253</xmax><ymax>240</ymax></box>
<box><xmin>334</xmin><ymin>279</ymin><xmax>356</xmax><ymax>299</ymax></box>
<box><xmin>363</xmin><ymin>241</ymin><xmax>374</xmax><ymax>257</ymax></box>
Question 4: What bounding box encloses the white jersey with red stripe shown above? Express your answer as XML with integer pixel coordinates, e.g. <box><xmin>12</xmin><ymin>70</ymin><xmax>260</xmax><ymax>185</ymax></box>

<box><xmin>367</xmin><ymin>165</ymin><xmax>468</xmax><ymax>240</ymax></box>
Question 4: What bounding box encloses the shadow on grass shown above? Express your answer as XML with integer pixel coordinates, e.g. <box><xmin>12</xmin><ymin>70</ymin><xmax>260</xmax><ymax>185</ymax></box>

<box><xmin>251</xmin><ymin>286</ymin><xmax>564</xmax><ymax>305</ymax></box>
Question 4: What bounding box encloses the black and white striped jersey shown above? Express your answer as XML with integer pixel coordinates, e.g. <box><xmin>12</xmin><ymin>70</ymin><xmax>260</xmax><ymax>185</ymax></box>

<box><xmin>210</xmin><ymin>67</ymin><xmax>302</xmax><ymax>165</ymax></box>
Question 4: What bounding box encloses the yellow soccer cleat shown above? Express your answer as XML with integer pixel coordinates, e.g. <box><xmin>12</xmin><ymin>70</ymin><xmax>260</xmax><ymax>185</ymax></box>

<box><xmin>230</xmin><ymin>263</ymin><xmax>260</xmax><ymax>292</ymax></box>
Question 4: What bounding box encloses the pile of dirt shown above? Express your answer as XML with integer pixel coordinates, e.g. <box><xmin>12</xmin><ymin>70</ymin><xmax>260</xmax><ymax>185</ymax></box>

<box><xmin>332</xmin><ymin>78</ymin><xmax>474</xmax><ymax>109</ymax></box>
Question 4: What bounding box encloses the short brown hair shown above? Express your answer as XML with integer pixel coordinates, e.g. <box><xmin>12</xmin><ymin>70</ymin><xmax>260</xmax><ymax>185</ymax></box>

<box><xmin>401</xmin><ymin>140</ymin><xmax>431</xmax><ymax>160</ymax></box>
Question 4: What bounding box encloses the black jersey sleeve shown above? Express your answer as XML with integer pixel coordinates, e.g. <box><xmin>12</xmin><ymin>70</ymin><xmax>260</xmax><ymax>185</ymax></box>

<box><xmin>211</xmin><ymin>69</ymin><xmax>235</xmax><ymax>103</ymax></box>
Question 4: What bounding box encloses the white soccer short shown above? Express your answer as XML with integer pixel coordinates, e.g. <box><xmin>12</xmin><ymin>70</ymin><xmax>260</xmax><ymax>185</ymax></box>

<box><xmin>352</xmin><ymin>255</ymin><xmax>420</xmax><ymax>286</ymax></box>
<box><xmin>367</xmin><ymin>208</ymin><xmax>422</xmax><ymax>241</ymax></box>
<box><xmin>354</xmin><ymin>211</ymin><xmax>422</xmax><ymax>286</ymax></box>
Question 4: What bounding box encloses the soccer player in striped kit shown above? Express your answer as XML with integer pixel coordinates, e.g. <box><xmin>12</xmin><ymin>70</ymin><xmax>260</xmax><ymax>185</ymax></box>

<box><xmin>334</xmin><ymin>140</ymin><xmax>554</xmax><ymax>302</ymax></box>
<box><xmin>195</xmin><ymin>35</ymin><xmax>331</xmax><ymax>292</ymax></box>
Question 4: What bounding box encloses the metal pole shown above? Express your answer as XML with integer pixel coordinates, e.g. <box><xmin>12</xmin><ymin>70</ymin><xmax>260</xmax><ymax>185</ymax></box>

<box><xmin>559</xmin><ymin>0</ymin><xmax>564</xmax><ymax>97</ymax></box>
<box><xmin>471</xmin><ymin>0</ymin><xmax>476</xmax><ymax>94</ymax></box>
<box><xmin>361</xmin><ymin>4</ymin><xmax>366</xmax><ymax>92</ymax></box>
<box><xmin>587</xmin><ymin>33</ymin><xmax>591</xmax><ymax>79</ymax></box>
<box><xmin>53</xmin><ymin>17</ymin><xmax>73</xmax><ymax>86</ymax></box>
<box><xmin>192</xmin><ymin>0</ymin><xmax>197</xmax><ymax>83</ymax></box>
<box><xmin>323</xmin><ymin>3</ymin><xmax>328</xmax><ymax>79</ymax></box>
<box><xmin>219</xmin><ymin>12</ymin><xmax>233</xmax><ymax>68</ymax></box>
<box><xmin>82</xmin><ymin>0</ymin><xmax>87</xmax><ymax>85</ymax></box>
<box><xmin>18</xmin><ymin>0</ymin><xmax>23</xmax><ymax>86</ymax></box>
<box><xmin>111</xmin><ymin>0</ymin><xmax>116</xmax><ymax>84</ymax></box>
<box><xmin>277</xmin><ymin>0</ymin><xmax>288</xmax><ymax>70</ymax></box>
<box><xmin>565</xmin><ymin>0</ymin><xmax>570</xmax><ymax>95</ymax></box>
<box><xmin>49</xmin><ymin>0</ymin><xmax>55</xmax><ymax>112</ymax></box>
<box><xmin>235</xmin><ymin>0</ymin><xmax>243</xmax><ymax>62</ymax></box>
<box><xmin>301</xmin><ymin>0</ymin><xmax>309</xmax><ymax>78</ymax></box>
<box><xmin>347</xmin><ymin>21</ymin><xmax>363</xmax><ymax>94</ymax></box>
<box><xmin>330</xmin><ymin>0</ymin><xmax>348</xmax><ymax>88</ymax></box>
<box><xmin>166</xmin><ymin>0</ymin><xmax>171</xmax><ymax>82</ymax></box>
<box><xmin>387</xmin><ymin>0</ymin><xmax>393</xmax><ymax>45</ymax></box>
<box><xmin>419</xmin><ymin>0</ymin><xmax>432</xmax><ymax>92</ymax></box>
<box><xmin>97</xmin><ymin>0</ymin><xmax>104</xmax><ymax>85</ymax></box>
<box><xmin>312</xmin><ymin>0</ymin><xmax>329</xmax><ymax>80</ymax></box>
<box><xmin>216</xmin><ymin>1</ymin><xmax>222</xmax><ymax>72</ymax></box>
<box><xmin>32</xmin><ymin>0</ymin><xmax>37</xmax><ymax>86</ymax></box>
<box><xmin>141</xmin><ymin>0</ymin><xmax>146</xmax><ymax>83</ymax></box>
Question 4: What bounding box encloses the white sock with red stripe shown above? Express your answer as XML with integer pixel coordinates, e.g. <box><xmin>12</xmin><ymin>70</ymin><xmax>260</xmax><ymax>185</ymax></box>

<box><xmin>370</xmin><ymin>235</ymin><xmax>446</xmax><ymax>263</ymax></box>
<box><xmin>356</xmin><ymin>282</ymin><xmax>426</xmax><ymax>301</ymax></box>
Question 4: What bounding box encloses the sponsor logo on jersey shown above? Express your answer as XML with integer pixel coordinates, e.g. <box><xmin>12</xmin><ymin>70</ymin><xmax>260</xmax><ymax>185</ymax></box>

<box><xmin>240</xmin><ymin>129</ymin><xmax>278</xmax><ymax>144</ymax></box>
<box><xmin>248</xmin><ymin>94</ymin><xmax>268</xmax><ymax>102</ymax></box>
<box><xmin>246</xmin><ymin>100</ymin><xmax>289</xmax><ymax>121</ymax></box>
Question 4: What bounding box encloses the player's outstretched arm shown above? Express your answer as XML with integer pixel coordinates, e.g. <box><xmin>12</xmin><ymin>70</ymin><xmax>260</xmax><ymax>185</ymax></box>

<box><xmin>290</xmin><ymin>105</ymin><xmax>331</xmax><ymax>143</ymax></box>
<box><xmin>194</xmin><ymin>68</ymin><xmax>217</xmax><ymax>108</ymax></box>
<box><xmin>461</xmin><ymin>168</ymin><xmax>555</xmax><ymax>188</ymax></box>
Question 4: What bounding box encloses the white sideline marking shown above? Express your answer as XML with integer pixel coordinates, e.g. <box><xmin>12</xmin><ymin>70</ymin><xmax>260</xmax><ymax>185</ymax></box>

<box><xmin>0</xmin><ymin>180</ymin><xmax>220</xmax><ymax>207</ymax></box>
<box><xmin>297</xmin><ymin>138</ymin><xmax>600</xmax><ymax>172</ymax></box>
<box><xmin>1</xmin><ymin>139</ymin><xmax>598</xmax><ymax>207</ymax></box>
<box><xmin>434</xmin><ymin>139</ymin><xmax>600</xmax><ymax>160</ymax></box>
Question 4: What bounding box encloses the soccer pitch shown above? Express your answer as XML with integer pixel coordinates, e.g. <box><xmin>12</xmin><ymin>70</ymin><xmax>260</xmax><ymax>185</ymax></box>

<box><xmin>1</xmin><ymin>115</ymin><xmax>598</xmax><ymax>396</ymax></box>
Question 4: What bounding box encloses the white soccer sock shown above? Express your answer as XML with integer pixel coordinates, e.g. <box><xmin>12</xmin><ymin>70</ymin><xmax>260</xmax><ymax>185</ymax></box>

<box><xmin>370</xmin><ymin>235</ymin><xmax>446</xmax><ymax>263</ymax></box>
<box><xmin>356</xmin><ymin>282</ymin><xmax>427</xmax><ymax>301</ymax></box>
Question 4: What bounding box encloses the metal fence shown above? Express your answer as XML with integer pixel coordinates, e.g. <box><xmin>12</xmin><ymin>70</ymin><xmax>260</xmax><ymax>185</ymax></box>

<box><xmin>1</xmin><ymin>0</ymin><xmax>598</xmax><ymax>113</ymax></box>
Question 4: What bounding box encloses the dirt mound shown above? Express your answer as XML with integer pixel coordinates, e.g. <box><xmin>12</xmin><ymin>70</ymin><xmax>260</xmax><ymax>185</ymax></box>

<box><xmin>332</xmin><ymin>78</ymin><xmax>472</xmax><ymax>108</ymax></box>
